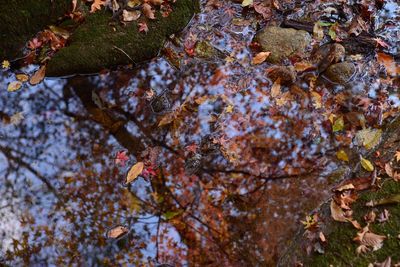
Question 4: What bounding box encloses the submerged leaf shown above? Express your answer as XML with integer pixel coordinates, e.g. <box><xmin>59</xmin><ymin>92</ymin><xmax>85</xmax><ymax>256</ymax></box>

<box><xmin>241</xmin><ymin>0</ymin><xmax>253</xmax><ymax>7</ymax></box>
<box><xmin>16</xmin><ymin>74</ymin><xmax>29</xmax><ymax>82</ymax></box>
<box><xmin>360</xmin><ymin>157</ymin><xmax>374</xmax><ymax>172</ymax></box>
<box><xmin>332</xmin><ymin>116</ymin><xmax>344</xmax><ymax>132</ymax></box>
<box><xmin>356</xmin><ymin>128</ymin><xmax>382</xmax><ymax>150</ymax></box>
<box><xmin>336</xmin><ymin>150</ymin><xmax>349</xmax><ymax>162</ymax></box>
<box><xmin>125</xmin><ymin>162</ymin><xmax>144</xmax><ymax>184</ymax></box>
<box><xmin>252</xmin><ymin>52</ymin><xmax>270</xmax><ymax>65</ymax></box>
<box><xmin>29</xmin><ymin>65</ymin><xmax>46</xmax><ymax>85</ymax></box>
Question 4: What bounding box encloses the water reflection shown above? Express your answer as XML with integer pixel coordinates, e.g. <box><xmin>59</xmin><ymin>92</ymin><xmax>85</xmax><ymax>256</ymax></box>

<box><xmin>1</xmin><ymin>0</ymin><xmax>399</xmax><ymax>266</ymax></box>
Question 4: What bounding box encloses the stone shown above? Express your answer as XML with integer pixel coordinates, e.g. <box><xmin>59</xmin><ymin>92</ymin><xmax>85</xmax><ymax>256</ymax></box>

<box><xmin>0</xmin><ymin>0</ymin><xmax>71</xmax><ymax>61</ymax></box>
<box><xmin>254</xmin><ymin>26</ymin><xmax>312</xmax><ymax>63</ymax></box>
<box><xmin>311</xmin><ymin>43</ymin><xmax>346</xmax><ymax>73</ymax></box>
<box><xmin>324</xmin><ymin>61</ymin><xmax>356</xmax><ymax>84</ymax></box>
<box><xmin>267</xmin><ymin>66</ymin><xmax>296</xmax><ymax>85</ymax></box>
<box><xmin>46</xmin><ymin>0</ymin><xmax>196</xmax><ymax>76</ymax></box>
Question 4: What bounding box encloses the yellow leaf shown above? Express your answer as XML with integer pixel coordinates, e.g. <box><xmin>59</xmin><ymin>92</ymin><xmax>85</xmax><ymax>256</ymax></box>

<box><xmin>356</xmin><ymin>128</ymin><xmax>382</xmax><ymax>150</ymax></box>
<box><xmin>241</xmin><ymin>0</ymin><xmax>253</xmax><ymax>7</ymax></box>
<box><xmin>270</xmin><ymin>78</ymin><xmax>281</xmax><ymax>98</ymax></box>
<box><xmin>29</xmin><ymin>65</ymin><xmax>46</xmax><ymax>85</ymax></box>
<box><xmin>360</xmin><ymin>156</ymin><xmax>374</xmax><ymax>172</ymax></box>
<box><xmin>158</xmin><ymin>112</ymin><xmax>174</xmax><ymax>126</ymax></box>
<box><xmin>125</xmin><ymin>162</ymin><xmax>144</xmax><ymax>184</ymax></box>
<box><xmin>16</xmin><ymin>74</ymin><xmax>29</xmax><ymax>82</ymax></box>
<box><xmin>225</xmin><ymin>104</ymin><xmax>234</xmax><ymax>113</ymax></box>
<box><xmin>7</xmin><ymin>81</ymin><xmax>22</xmax><ymax>92</ymax></box>
<box><xmin>2</xmin><ymin>60</ymin><xmax>10</xmax><ymax>69</ymax></box>
<box><xmin>336</xmin><ymin>150</ymin><xmax>349</xmax><ymax>162</ymax></box>
<box><xmin>251</xmin><ymin>51</ymin><xmax>270</xmax><ymax>65</ymax></box>
<box><xmin>332</xmin><ymin>116</ymin><xmax>344</xmax><ymax>132</ymax></box>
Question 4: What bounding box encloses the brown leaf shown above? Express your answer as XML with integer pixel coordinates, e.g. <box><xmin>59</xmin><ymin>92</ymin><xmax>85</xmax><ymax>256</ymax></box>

<box><xmin>330</xmin><ymin>200</ymin><xmax>348</xmax><ymax>222</ymax></box>
<box><xmin>125</xmin><ymin>162</ymin><xmax>144</xmax><ymax>184</ymax></box>
<box><xmin>29</xmin><ymin>65</ymin><xmax>46</xmax><ymax>85</ymax></box>
<box><xmin>90</xmin><ymin>0</ymin><xmax>106</xmax><ymax>13</ymax></box>
<box><xmin>142</xmin><ymin>3</ymin><xmax>156</xmax><ymax>19</ymax></box>
<box><xmin>270</xmin><ymin>78</ymin><xmax>281</xmax><ymax>98</ymax></box>
<box><xmin>377</xmin><ymin>53</ymin><xmax>400</xmax><ymax>77</ymax></box>
<box><xmin>354</xmin><ymin>226</ymin><xmax>386</xmax><ymax>251</ymax></box>
<box><xmin>251</xmin><ymin>51</ymin><xmax>270</xmax><ymax>65</ymax></box>
<box><xmin>106</xmin><ymin>225</ymin><xmax>129</xmax><ymax>239</ymax></box>
<box><xmin>149</xmin><ymin>0</ymin><xmax>163</xmax><ymax>5</ymax></box>
<box><xmin>16</xmin><ymin>73</ymin><xmax>29</xmax><ymax>82</ymax></box>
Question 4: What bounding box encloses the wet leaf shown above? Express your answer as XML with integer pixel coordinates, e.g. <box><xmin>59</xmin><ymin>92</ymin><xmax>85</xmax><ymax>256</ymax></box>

<box><xmin>336</xmin><ymin>150</ymin><xmax>349</xmax><ymax>162</ymax></box>
<box><xmin>270</xmin><ymin>78</ymin><xmax>281</xmax><ymax>98</ymax></box>
<box><xmin>115</xmin><ymin>151</ymin><xmax>129</xmax><ymax>167</ymax></box>
<box><xmin>7</xmin><ymin>81</ymin><xmax>22</xmax><ymax>92</ymax></box>
<box><xmin>311</xmin><ymin>91</ymin><xmax>322</xmax><ymax>109</ymax></box>
<box><xmin>2</xmin><ymin>60</ymin><xmax>10</xmax><ymax>69</ymax></box>
<box><xmin>49</xmin><ymin>25</ymin><xmax>70</xmax><ymax>39</ymax></box>
<box><xmin>122</xmin><ymin>9</ymin><xmax>141</xmax><ymax>21</ymax></box>
<box><xmin>251</xmin><ymin>52</ymin><xmax>270</xmax><ymax>65</ymax></box>
<box><xmin>241</xmin><ymin>0</ymin><xmax>253</xmax><ymax>7</ymax></box>
<box><xmin>377</xmin><ymin>52</ymin><xmax>400</xmax><ymax>77</ymax></box>
<box><xmin>332</xmin><ymin>116</ymin><xmax>344</xmax><ymax>132</ymax></box>
<box><xmin>163</xmin><ymin>210</ymin><xmax>182</xmax><ymax>220</ymax></box>
<box><xmin>10</xmin><ymin>112</ymin><xmax>24</xmax><ymax>125</ymax></box>
<box><xmin>360</xmin><ymin>157</ymin><xmax>374</xmax><ymax>172</ymax></box>
<box><xmin>105</xmin><ymin>225</ymin><xmax>129</xmax><ymax>239</ymax></box>
<box><xmin>356</xmin><ymin>128</ymin><xmax>382</xmax><ymax>150</ymax></box>
<box><xmin>125</xmin><ymin>162</ymin><xmax>144</xmax><ymax>184</ymax></box>
<box><xmin>16</xmin><ymin>74</ymin><xmax>29</xmax><ymax>82</ymax></box>
<box><xmin>29</xmin><ymin>65</ymin><xmax>46</xmax><ymax>85</ymax></box>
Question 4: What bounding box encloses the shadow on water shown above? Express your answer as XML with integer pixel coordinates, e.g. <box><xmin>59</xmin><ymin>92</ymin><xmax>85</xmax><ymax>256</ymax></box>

<box><xmin>0</xmin><ymin>0</ymin><xmax>399</xmax><ymax>266</ymax></box>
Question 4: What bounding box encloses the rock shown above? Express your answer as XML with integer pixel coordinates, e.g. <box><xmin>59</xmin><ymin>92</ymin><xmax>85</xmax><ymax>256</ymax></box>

<box><xmin>267</xmin><ymin>66</ymin><xmax>296</xmax><ymax>85</ymax></box>
<box><xmin>0</xmin><ymin>0</ymin><xmax>71</xmax><ymax>61</ymax></box>
<box><xmin>46</xmin><ymin>0</ymin><xmax>196</xmax><ymax>76</ymax></box>
<box><xmin>311</xmin><ymin>43</ymin><xmax>346</xmax><ymax>73</ymax></box>
<box><xmin>323</xmin><ymin>61</ymin><xmax>356</xmax><ymax>84</ymax></box>
<box><xmin>254</xmin><ymin>26</ymin><xmax>312</xmax><ymax>63</ymax></box>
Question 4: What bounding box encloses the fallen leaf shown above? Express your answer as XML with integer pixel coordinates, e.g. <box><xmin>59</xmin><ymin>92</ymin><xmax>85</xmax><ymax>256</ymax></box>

<box><xmin>319</xmin><ymin>232</ymin><xmax>326</xmax><ymax>242</ymax></box>
<box><xmin>252</xmin><ymin>51</ymin><xmax>270</xmax><ymax>65</ymax></box>
<box><xmin>142</xmin><ymin>3</ymin><xmax>156</xmax><ymax>19</ymax></box>
<box><xmin>395</xmin><ymin>151</ymin><xmax>400</xmax><ymax>162</ymax></box>
<box><xmin>294</xmin><ymin>61</ymin><xmax>314</xmax><ymax>72</ymax></box>
<box><xmin>377</xmin><ymin>209</ymin><xmax>390</xmax><ymax>223</ymax></box>
<box><xmin>125</xmin><ymin>162</ymin><xmax>144</xmax><ymax>184</ymax></box>
<box><xmin>29</xmin><ymin>65</ymin><xmax>46</xmax><ymax>85</ymax></box>
<box><xmin>373</xmin><ymin>194</ymin><xmax>400</xmax><ymax>206</ymax></box>
<box><xmin>356</xmin><ymin>128</ymin><xmax>382</xmax><ymax>150</ymax></box>
<box><xmin>10</xmin><ymin>112</ymin><xmax>24</xmax><ymax>125</ymax></box>
<box><xmin>122</xmin><ymin>9</ymin><xmax>141</xmax><ymax>21</ymax></box>
<box><xmin>330</xmin><ymin>200</ymin><xmax>348</xmax><ymax>222</ymax></box>
<box><xmin>16</xmin><ymin>74</ymin><xmax>29</xmax><ymax>82</ymax></box>
<box><xmin>332</xmin><ymin>116</ymin><xmax>344</xmax><ymax>132</ymax></box>
<box><xmin>90</xmin><ymin>0</ymin><xmax>106</xmax><ymax>13</ymax></box>
<box><xmin>49</xmin><ymin>25</ymin><xmax>70</xmax><ymax>39</ymax></box>
<box><xmin>336</xmin><ymin>150</ymin><xmax>349</xmax><ymax>162</ymax></box>
<box><xmin>7</xmin><ymin>81</ymin><xmax>22</xmax><ymax>92</ymax></box>
<box><xmin>311</xmin><ymin>91</ymin><xmax>322</xmax><ymax>109</ymax></box>
<box><xmin>354</xmin><ymin>226</ymin><xmax>385</xmax><ymax>252</ymax></box>
<box><xmin>115</xmin><ymin>151</ymin><xmax>129</xmax><ymax>167</ymax></box>
<box><xmin>270</xmin><ymin>78</ymin><xmax>281</xmax><ymax>98</ymax></box>
<box><xmin>377</xmin><ymin>52</ymin><xmax>400</xmax><ymax>77</ymax></box>
<box><xmin>364</xmin><ymin>210</ymin><xmax>376</xmax><ymax>223</ymax></box>
<box><xmin>385</xmin><ymin>163</ymin><xmax>393</xmax><ymax>178</ymax></box>
<box><xmin>2</xmin><ymin>60</ymin><xmax>10</xmax><ymax>69</ymax></box>
<box><xmin>163</xmin><ymin>210</ymin><xmax>182</xmax><ymax>220</ymax></box>
<box><xmin>150</xmin><ymin>0</ymin><xmax>163</xmax><ymax>5</ymax></box>
<box><xmin>360</xmin><ymin>156</ymin><xmax>374</xmax><ymax>172</ymax></box>
<box><xmin>241</xmin><ymin>0</ymin><xmax>253</xmax><ymax>7</ymax></box>
<box><xmin>138</xmin><ymin>22</ymin><xmax>149</xmax><ymax>33</ymax></box>
<box><xmin>105</xmin><ymin>225</ymin><xmax>129</xmax><ymax>239</ymax></box>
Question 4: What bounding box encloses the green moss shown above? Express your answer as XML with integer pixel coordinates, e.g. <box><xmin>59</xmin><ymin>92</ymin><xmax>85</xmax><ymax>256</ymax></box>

<box><xmin>0</xmin><ymin>0</ymin><xmax>70</xmax><ymax>60</ymax></box>
<box><xmin>46</xmin><ymin>0</ymin><xmax>195</xmax><ymax>76</ymax></box>
<box><xmin>307</xmin><ymin>180</ymin><xmax>400</xmax><ymax>266</ymax></box>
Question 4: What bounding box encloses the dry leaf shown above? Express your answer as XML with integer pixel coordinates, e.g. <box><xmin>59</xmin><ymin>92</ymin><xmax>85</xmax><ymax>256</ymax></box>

<box><xmin>354</xmin><ymin>226</ymin><xmax>386</xmax><ymax>252</ymax></box>
<box><xmin>90</xmin><ymin>0</ymin><xmax>106</xmax><ymax>13</ymax></box>
<box><xmin>142</xmin><ymin>3</ymin><xmax>156</xmax><ymax>19</ymax></box>
<box><xmin>311</xmin><ymin>91</ymin><xmax>322</xmax><ymax>109</ymax></box>
<box><xmin>252</xmin><ymin>51</ymin><xmax>270</xmax><ymax>65</ymax></box>
<box><xmin>7</xmin><ymin>81</ymin><xmax>22</xmax><ymax>92</ymax></box>
<box><xmin>377</xmin><ymin>52</ymin><xmax>400</xmax><ymax>77</ymax></box>
<box><xmin>241</xmin><ymin>0</ymin><xmax>253</xmax><ymax>7</ymax></box>
<box><xmin>125</xmin><ymin>162</ymin><xmax>144</xmax><ymax>184</ymax></box>
<box><xmin>395</xmin><ymin>151</ymin><xmax>400</xmax><ymax>162</ymax></box>
<box><xmin>29</xmin><ymin>65</ymin><xmax>46</xmax><ymax>85</ymax></box>
<box><xmin>150</xmin><ymin>0</ymin><xmax>163</xmax><ymax>5</ymax></box>
<box><xmin>330</xmin><ymin>200</ymin><xmax>348</xmax><ymax>222</ymax></box>
<box><xmin>106</xmin><ymin>225</ymin><xmax>129</xmax><ymax>239</ymax></box>
<box><xmin>364</xmin><ymin>210</ymin><xmax>376</xmax><ymax>223</ymax></box>
<box><xmin>122</xmin><ymin>9</ymin><xmax>141</xmax><ymax>21</ymax></box>
<box><xmin>356</xmin><ymin>128</ymin><xmax>382</xmax><ymax>150</ymax></box>
<box><xmin>385</xmin><ymin>163</ymin><xmax>393</xmax><ymax>178</ymax></box>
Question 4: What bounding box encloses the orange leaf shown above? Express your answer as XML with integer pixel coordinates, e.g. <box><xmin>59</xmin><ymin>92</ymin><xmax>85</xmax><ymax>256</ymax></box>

<box><xmin>142</xmin><ymin>3</ymin><xmax>156</xmax><ymax>19</ymax></box>
<box><xmin>251</xmin><ymin>52</ymin><xmax>270</xmax><ymax>65</ymax></box>
<box><xmin>90</xmin><ymin>0</ymin><xmax>106</xmax><ymax>13</ymax></box>
<box><xmin>29</xmin><ymin>65</ymin><xmax>46</xmax><ymax>85</ymax></box>
<box><xmin>377</xmin><ymin>52</ymin><xmax>400</xmax><ymax>77</ymax></box>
